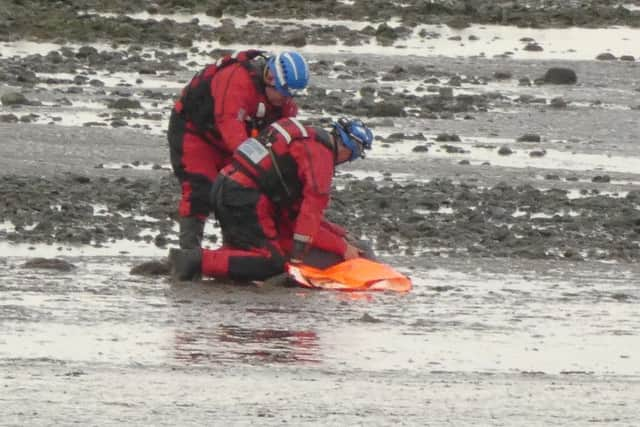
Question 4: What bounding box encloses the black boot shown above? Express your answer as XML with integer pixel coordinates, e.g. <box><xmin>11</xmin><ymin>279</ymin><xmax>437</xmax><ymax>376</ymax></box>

<box><xmin>178</xmin><ymin>216</ymin><xmax>205</xmax><ymax>249</ymax></box>
<box><xmin>169</xmin><ymin>248</ymin><xmax>202</xmax><ymax>281</ymax></box>
<box><xmin>355</xmin><ymin>239</ymin><xmax>377</xmax><ymax>261</ymax></box>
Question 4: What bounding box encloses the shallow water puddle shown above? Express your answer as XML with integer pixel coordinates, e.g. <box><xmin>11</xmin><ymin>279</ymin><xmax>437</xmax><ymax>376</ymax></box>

<box><xmin>370</xmin><ymin>131</ymin><xmax>640</xmax><ymax>174</ymax></box>
<box><xmin>81</xmin><ymin>12</ymin><xmax>640</xmax><ymax>60</ymax></box>
<box><xmin>3</xmin><ymin>22</ymin><xmax>640</xmax><ymax>63</ymax></box>
<box><xmin>1</xmin><ymin>255</ymin><xmax>638</xmax><ymax>376</ymax></box>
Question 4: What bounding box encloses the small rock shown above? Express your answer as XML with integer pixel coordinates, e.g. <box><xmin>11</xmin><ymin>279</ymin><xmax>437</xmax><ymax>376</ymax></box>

<box><xmin>543</xmin><ymin>67</ymin><xmax>577</xmax><ymax>85</ymax></box>
<box><xmin>493</xmin><ymin>71</ymin><xmax>512</xmax><ymax>80</ymax></box>
<box><xmin>498</xmin><ymin>146</ymin><xmax>513</xmax><ymax>156</ymax></box>
<box><xmin>71</xmin><ymin>175</ymin><xmax>91</xmax><ymax>184</ymax></box>
<box><xmin>1</xmin><ymin>92</ymin><xmax>29</xmax><ymax>106</ymax></box>
<box><xmin>596</xmin><ymin>52</ymin><xmax>616</xmax><ymax>61</ymax></box>
<box><xmin>436</xmin><ymin>133</ymin><xmax>461</xmax><ymax>142</ymax></box>
<box><xmin>0</xmin><ymin>114</ymin><xmax>19</xmax><ymax>123</ymax></box>
<box><xmin>439</xmin><ymin>87</ymin><xmax>454</xmax><ymax>98</ymax></box>
<box><xmin>285</xmin><ymin>32</ymin><xmax>307</xmax><ymax>47</ymax></box>
<box><xmin>563</xmin><ymin>248</ymin><xmax>584</xmax><ymax>261</ymax></box>
<box><xmin>358</xmin><ymin>313</ymin><xmax>382</xmax><ymax>323</ymax></box>
<box><xmin>517</xmin><ymin>133</ymin><xmax>541</xmax><ymax>143</ymax></box>
<box><xmin>369</xmin><ymin>102</ymin><xmax>405</xmax><ymax>117</ymax></box>
<box><xmin>529</xmin><ymin>149</ymin><xmax>547</xmax><ymax>157</ymax></box>
<box><xmin>442</xmin><ymin>144</ymin><xmax>467</xmax><ymax>154</ymax></box>
<box><xmin>130</xmin><ymin>260</ymin><xmax>170</xmax><ymax>276</ymax></box>
<box><xmin>524</xmin><ymin>43</ymin><xmax>543</xmax><ymax>52</ymax></box>
<box><xmin>518</xmin><ymin>77</ymin><xmax>532</xmax><ymax>86</ymax></box>
<box><xmin>76</xmin><ymin>46</ymin><xmax>99</xmax><ymax>58</ymax></box>
<box><xmin>22</xmin><ymin>258</ymin><xmax>75</xmax><ymax>272</ymax></box>
<box><xmin>108</xmin><ymin>98</ymin><xmax>142</xmax><ymax>109</ymax></box>
<box><xmin>550</xmin><ymin>97</ymin><xmax>568</xmax><ymax>108</ymax></box>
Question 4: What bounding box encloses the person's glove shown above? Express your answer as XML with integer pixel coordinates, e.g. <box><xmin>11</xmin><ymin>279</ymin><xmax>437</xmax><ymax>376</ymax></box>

<box><xmin>290</xmin><ymin>235</ymin><xmax>310</xmax><ymax>264</ymax></box>
<box><xmin>344</xmin><ymin>235</ymin><xmax>377</xmax><ymax>260</ymax></box>
<box><xmin>343</xmin><ymin>242</ymin><xmax>360</xmax><ymax>260</ymax></box>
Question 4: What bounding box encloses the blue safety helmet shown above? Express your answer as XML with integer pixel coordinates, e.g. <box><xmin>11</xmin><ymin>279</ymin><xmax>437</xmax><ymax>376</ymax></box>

<box><xmin>333</xmin><ymin>117</ymin><xmax>374</xmax><ymax>161</ymax></box>
<box><xmin>267</xmin><ymin>51</ymin><xmax>309</xmax><ymax>97</ymax></box>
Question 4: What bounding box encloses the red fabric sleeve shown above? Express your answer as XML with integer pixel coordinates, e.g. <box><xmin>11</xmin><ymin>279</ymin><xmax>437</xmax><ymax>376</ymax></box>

<box><xmin>312</xmin><ymin>221</ymin><xmax>348</xmax><ymax>255</ymax></box>
<box><xmin>320</xmin><ymin>219</ymin><xmax>347</xmax><ymax>237</ymax></box>
<box><xmin>290</xmin><ymin>140</ymin><xmax>343</xmax><ymax>254</ymax></box>
<box><xmin>211</xmin><ymin>66</ymin><xmax>255</xmax><ymax>153</ymax></box>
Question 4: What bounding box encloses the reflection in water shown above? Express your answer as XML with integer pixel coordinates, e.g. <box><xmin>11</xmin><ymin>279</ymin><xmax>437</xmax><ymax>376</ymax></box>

<box><xmin>173</xmin><ymin>324</ymin><xmax>320</xmax><ymax>365</ymax></box>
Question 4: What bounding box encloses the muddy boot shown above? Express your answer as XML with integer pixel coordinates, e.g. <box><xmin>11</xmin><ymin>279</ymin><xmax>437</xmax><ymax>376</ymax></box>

<box><xmin>169</xmin><ymin>248</ymin><xmax>202</xmax><ymax>281</ymax></box>
<box><xmin>354</xmin><ymin>239</ymin><xmax>377</xmax><ymax>261</ymax></box>
<box><xmin>261</xmin><ymin>272</ymin><xmax>294</xmax><ymax>287</ymax></box>
<box><xmin>178</xmin><ymin>216</ymin><xmax>205</xmax><ymax>249</ymax></box>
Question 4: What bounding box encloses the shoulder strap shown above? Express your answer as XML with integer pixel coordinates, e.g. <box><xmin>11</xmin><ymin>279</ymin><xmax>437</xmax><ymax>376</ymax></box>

<box><xmin>313</xmin><ymin>127</ymin><xmax>338</xmax><ymax>163</ymax></box>
<box><xmin>262</xmin><ymin>118</ymin><xmax>309</xmax><ymax>145</ymax></box>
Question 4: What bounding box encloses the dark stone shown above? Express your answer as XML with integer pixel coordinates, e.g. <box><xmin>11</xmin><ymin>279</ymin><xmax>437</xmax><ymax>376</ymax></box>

<box><xmin>442</xmin><ymin>144</ymin><xmax>467</xmax><ymax>154</ymax></box>
<box><xmin>439</xmin><ymin>87</ymin><xmax>454</xmax><ymax>98</ymax></box>
<box><xmin>543</xmin><ymin>67</ymin><xmax>577</xmax><ymax>84</ymax></box>
<box><xmin>1</xmin><ymin>92</ymin><xmax>29</xmax><ymax>106</ymax></box>
<box><xmin>498</xmin><ymin>146</ymin><xmax>513</xmax><ymax>155</ymax></box>
<box><xmin>285</xmin><ymin>32</ymin><xmax>307</xmax><ymax>47</ymax></box>
<box><xmin>108</xmin><ymin>98</ymin><xmax>141</xmax><ymax>109</ymax></box>
<box><xmin>369</xmin><ymin>102</ymin><xmax>406</xmax><ymax>117</ymax></box>
<box><xmin>71</xmin><ymin>175</ymin><xmax>91</xmax><ymax>184</ymax></box>
<box><xmin>517</xmin><ymin>133</ymin><xmax>541</xmax><ymax>142</ymax></box>
<box><xmin>529</xmin><ymin>149</ymin><xmax>546</xmax><ymax>157</ymax></box>
<box><xmin>358</xmin><ymin>312</ymin><xmax>382</xmax><ymax>323</ymax></box>
<box><xmin>592</xmin><ymin>175</ymin><xmax>611</xmax><ymax>183</ymax></box>
<box><xmin>436</xmin><ymin>133</ymin><xmax>461</xmax><ymax>142</ymax></box>
<box><xmin>596</xmin><ymin>52</ymin><xmax>616</xmax><ymax>61</ymax></box>
<box><xmin>550</xmin><ymin>97</ymin><xmax>567</xmax><ymax>108</ymax></box>
<box><xmin>76</xmin><ymin>46</ymin><xmax>99</xmax><ymax>59</ymax></box>
<box><xmin>375</xmin><ymin>23</ymin><xmax>398</xmax><ymax>45</ymax></box>
<box><xmin>494</xmin><ymin>71</ymin><xmax>512</xmax><ymax>80</ymax></box>
<box><xmin>22</xmin><ymin>258</ymin><xmax>75</xmax><ymax>272</ymax></box>
<box><xmin>524</xmin><ymin>43</ymin><xmax>543</xmax><ymax>52</ymax></box>
<box><xmin>130</xmin><ymin>260</ymin><xmax>170</xmax><ymax>276</ymax></box>
<box><xmin>518</xmin><ymin>77</ymin><xmax>532</xmax><ymax>86</ymax></box>
<box><xmin>0</xmin><ymin>114</ymin><xmax>19</xmax><ymax>123</ymax></box>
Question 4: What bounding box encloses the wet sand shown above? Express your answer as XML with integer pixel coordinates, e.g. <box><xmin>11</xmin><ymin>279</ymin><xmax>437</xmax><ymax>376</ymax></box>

<box><xmin>2</xmin><ymin>256</ymin><xmax>640</xmax><ymax>426</ymax></box>
<box><xmin>1</xmin><ymin>1</ymin><xmax>640</xmax><ymax>425</ymax></box>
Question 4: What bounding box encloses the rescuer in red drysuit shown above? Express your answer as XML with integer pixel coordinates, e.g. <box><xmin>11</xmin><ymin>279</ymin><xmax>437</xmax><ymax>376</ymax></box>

<box><xmin>168</xmin><ymin>49</ymin><xmax>310</xmax><ymax>249</ymax></box>
<box><xmin>169</xmin><ymin>117</ymin><xmax>375</xmax><ymax>282</ymax></box>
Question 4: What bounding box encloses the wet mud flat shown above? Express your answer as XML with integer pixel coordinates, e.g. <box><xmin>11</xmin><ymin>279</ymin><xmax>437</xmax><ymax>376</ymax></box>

<box><xmin>2</xmin><ymin>0</ymin><xmax>640</xmax><ymax>425</ymax></box>
<box><xmin>2</xmin><ymin>256</ymin><xmax>640</xmax><ymax>426</ymax></box>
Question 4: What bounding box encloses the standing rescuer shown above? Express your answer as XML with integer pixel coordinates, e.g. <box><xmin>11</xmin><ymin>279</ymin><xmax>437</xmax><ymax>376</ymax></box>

<box><xmin>168</xmin><ymin>49</ymin><xmax>310</xmax><ymax>249</ymax></box>
<box><xmin>169</xmin><ymin>117</ymin><xmax>375</xmax><ymax>282</ymax></box>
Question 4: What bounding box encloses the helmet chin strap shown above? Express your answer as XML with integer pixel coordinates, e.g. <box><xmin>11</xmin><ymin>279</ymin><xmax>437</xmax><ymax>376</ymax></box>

<box><xmin>330</xmin><ymin>130</ymin><xmax>340</xmax><ymax>164</ymax></box>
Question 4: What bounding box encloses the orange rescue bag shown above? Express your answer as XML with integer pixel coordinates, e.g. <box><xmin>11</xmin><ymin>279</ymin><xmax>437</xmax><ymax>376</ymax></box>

<box><xmin>287</xmin><ymin>257</ymin><xmax>412</xmax><ymax>293</ymax></box>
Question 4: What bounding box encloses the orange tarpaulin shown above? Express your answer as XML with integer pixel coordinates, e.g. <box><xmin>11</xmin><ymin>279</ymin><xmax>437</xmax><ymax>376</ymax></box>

<box><xmin>287</xmin><ymin>257</ymin><xmax>412</xmax><ymax>293</ymax></box>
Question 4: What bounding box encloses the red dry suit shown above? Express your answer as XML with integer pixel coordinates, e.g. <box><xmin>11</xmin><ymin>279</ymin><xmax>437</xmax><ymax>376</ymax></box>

<box><xmin>168</xmin><ymin>49</ymin><xmax>298</xmax><ymax>219</ymax></box>
<box><xmin>202</xmin><ymin>117</ymin><xmax>349</xmax><ymax>281</ymax></box>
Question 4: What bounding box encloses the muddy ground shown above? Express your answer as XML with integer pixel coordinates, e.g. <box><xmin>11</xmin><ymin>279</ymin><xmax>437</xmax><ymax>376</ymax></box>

<box><xmin>1</xmin><ymin>1</ymin><xmax>640</xmax><ymax>426</ymax></box>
